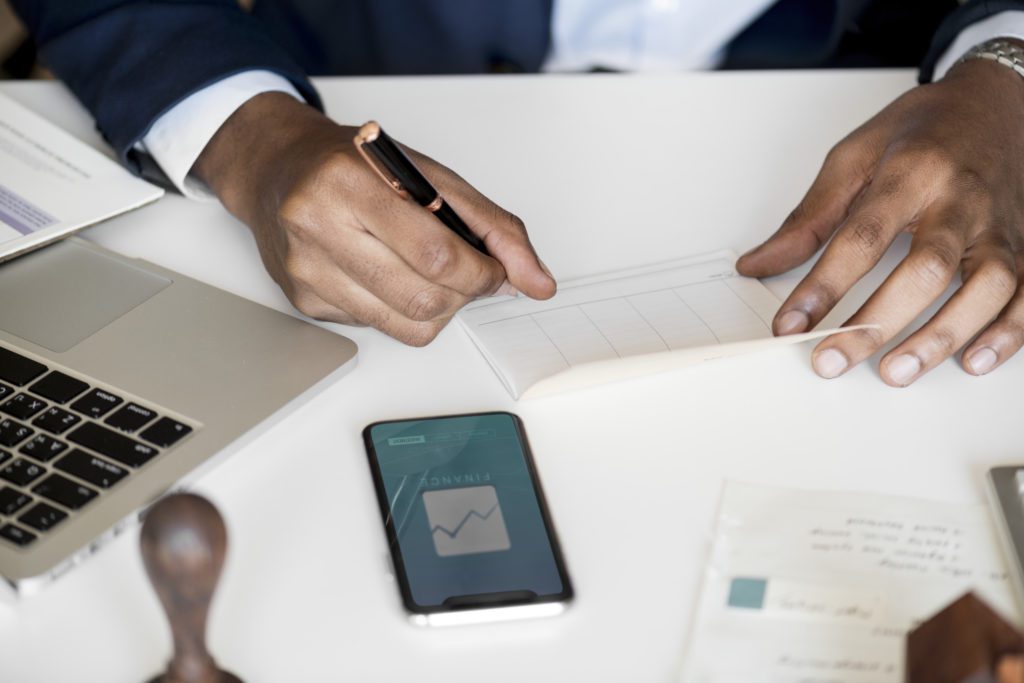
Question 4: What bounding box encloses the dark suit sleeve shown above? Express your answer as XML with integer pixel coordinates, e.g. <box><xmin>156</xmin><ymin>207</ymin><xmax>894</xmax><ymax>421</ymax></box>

<box><xmin>920</xmin><ymin>0</ymin><xmax>1024</xmax><ymax>82</ymax></box>
<box><xmin>9</xmin><ymin>1</ymin><xmax>321</xmax><ymax>177</ymax></box>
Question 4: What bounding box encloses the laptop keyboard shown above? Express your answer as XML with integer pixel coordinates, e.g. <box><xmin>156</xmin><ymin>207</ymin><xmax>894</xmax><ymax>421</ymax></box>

<box><xmin>0</xmin><ymin>346</ymin><xmax>195</xmax><ymax>549</ymax></box>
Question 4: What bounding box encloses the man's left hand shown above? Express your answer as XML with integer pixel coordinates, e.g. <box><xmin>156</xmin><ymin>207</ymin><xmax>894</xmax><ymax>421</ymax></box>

<box><xmin>737</xmin><ymin>53</ymin><xmax>1024</xmax><ymax>386</ymax></box>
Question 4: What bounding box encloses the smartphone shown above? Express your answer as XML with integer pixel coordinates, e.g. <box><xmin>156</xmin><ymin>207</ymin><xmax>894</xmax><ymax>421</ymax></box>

<box><xmin>363</xmin><ymin>411</ymin><xmax>573</xmax><ymax>626</ymax></box>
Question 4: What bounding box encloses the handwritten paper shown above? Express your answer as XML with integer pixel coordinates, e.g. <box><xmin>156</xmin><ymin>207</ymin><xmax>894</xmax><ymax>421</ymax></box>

<box><xmin>680</xmin><ymin>482</ymin><xmax>1019</xmax><ymax>682</ymax></box>
<box><xmin>457</xmin><ymin>251</ymin><xmax>861</xmax><ymax>399</ymax></box>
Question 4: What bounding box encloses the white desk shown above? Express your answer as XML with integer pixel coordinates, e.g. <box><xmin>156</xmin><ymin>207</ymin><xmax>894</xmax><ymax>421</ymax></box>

<box><xmin>1</xmin><ymin>71</ymin><xmax>1020</xmax><ymax>683</ymax></box>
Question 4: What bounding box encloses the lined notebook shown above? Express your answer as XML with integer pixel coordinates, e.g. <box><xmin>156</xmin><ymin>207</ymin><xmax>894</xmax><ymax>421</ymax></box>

<box><xmin>457</xmin><ymin>251</ymin><xmax>861</xmax><ymax>399</ymax></box>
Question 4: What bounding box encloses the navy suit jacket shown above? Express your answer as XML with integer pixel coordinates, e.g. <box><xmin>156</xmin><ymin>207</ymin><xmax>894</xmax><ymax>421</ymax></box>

<box><xmin>10</xmin><ymin>0</ymin><xmax>1024</xmax><ymax>181</ymax></box>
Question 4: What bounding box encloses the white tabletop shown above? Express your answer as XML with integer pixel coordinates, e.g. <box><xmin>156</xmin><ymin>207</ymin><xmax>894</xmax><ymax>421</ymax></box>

<box><xmin>1</xmin><ymin>71</ymin><xmax>1019</xmax><ymax>683</ymax></box>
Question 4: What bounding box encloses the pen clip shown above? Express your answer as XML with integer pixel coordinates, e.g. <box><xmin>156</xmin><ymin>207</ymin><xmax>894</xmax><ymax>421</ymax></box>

<box><xmin>354</xmin><ymin>121</ymin><xmax>411</xmax><ymax>200</ymax></box>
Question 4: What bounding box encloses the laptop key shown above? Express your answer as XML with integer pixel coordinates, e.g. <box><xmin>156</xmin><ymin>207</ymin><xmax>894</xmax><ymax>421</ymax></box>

<box><xmin>0</xmin><ymin>348</ymin><xmax>47</xmax><ymax>387</ymax></box>
<box><xmin>0</xmin><ymin>486</ymin><xmax>31</xmax><ymax>516</ymax></box>
<box><xmin>33</xmin><ymin>474</ymin><xmax>98</xmax><ymax>511</ymax></box>
<box><xmin>1</xmin><ymin>393</ymin><xmax>48</xmax><ymax>420</ymax></box>
<box><xmin>54</xmin><ymin>450</ymin><xmax>128</xmax><ymax>489</ymax></box>
<box><xmin>20</xmin><ymin>434</ymin><xmax>68</xmax><ymax>463</ymax></box>
<box><xmin>18</xmin><ymin>502</ymin><xmax>67</xmax><ymax>532</ymax></box>
<box><xmin>140</xmin><ymin>417</ymin><xmax>192</xmax><ymax>448</ymax></box>
<box><xmin>68</xmin><ymin>422</ymin><xmax>158</xmax><ymax>468</ymax></box>
<box><xmin>0</xmin><ymin>449</ymin><xmax>10</xmax><ymax>466</ymax></box>
<box><xmin>0</xmin><ymin>524</ymin><xmax>36</xmax><ymax>547</ymax></box>
<box><xmin>0</xmin><ymin>382</ymin><xmax>14</xmax><ymax>401</ymax></box>
<box><xmin>32</xmin><ymin>407</ymin><xmax>81</xmax><ymax>435</ymax></box>
<box><xmin>29</xmin><ymin>371</ymin><xmax>89</xmax><ymax>404</ymax></box>
<box><xmin>70</xmin><ymin>388</ymin><xmax>123</xmax><ymax>419</ymax></box>
<box><xmin>0</xmin><ymin>419</ymin><xmax>33</xmax><ymax>447</ymax></box>
<box><xmin>0</xmin><ymin>458</ymin><xmax>46</xmax><ymax>486</ymax></box>
<box><xmin>105</xmin><ymin>403</ymin><xmax>157</xmax><ymax>432</ymax></box>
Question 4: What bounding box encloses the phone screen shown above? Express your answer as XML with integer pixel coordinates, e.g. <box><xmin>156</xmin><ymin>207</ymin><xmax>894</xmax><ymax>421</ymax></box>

<box><xmin>364</xmin><ymin>412</ymin><xmax>572</xmax><ymax>614</ymax></box>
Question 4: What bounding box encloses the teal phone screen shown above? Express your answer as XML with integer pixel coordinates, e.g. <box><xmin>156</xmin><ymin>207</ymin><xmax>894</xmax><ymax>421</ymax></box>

<box><xmin>365</xmin><ymin>413</ymin><xmax>570</xmax><ymax>611</ymax></box>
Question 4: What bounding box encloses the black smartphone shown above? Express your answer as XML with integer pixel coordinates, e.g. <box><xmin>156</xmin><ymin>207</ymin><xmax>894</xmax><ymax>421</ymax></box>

<box><xmin>363</xmin><ymin>411</ymin><xmax>573</xmax><ymax>625</ymax></box>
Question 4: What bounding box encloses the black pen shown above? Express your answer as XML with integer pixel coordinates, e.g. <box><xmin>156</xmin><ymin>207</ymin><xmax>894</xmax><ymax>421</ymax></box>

<box><xmin>354</xmin><ymin>121</ymin><xmax>489</xmax><ymax>255</ymax></box>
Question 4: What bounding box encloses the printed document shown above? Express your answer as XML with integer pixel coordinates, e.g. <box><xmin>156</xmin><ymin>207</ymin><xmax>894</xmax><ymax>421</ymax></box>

<box><xmin>457</xmin><ymin>251</ymin><xmax>862</xmax><ymax>399</ymax></box>
<box><xmin>680</xmin><ymin>481</ymin><xmax>1019</xmax><ymax>682</ymax></box>
<box><xmin>0</xmin><ymin>92</ymin><xmax>162</xmax><ymax>262</ymax></box>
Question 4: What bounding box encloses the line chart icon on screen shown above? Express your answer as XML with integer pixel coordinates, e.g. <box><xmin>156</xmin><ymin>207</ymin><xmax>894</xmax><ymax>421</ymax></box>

<box><xmin>422</xmin><ymin>485</ymin><xmax>512</xmax><ymax>557</ymax></box>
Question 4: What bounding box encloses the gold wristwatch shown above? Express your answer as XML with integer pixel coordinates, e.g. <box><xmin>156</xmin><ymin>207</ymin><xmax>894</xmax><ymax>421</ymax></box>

<box><xmin>957</xmin><ymin>38</ymin><xmax>1024</xmax><ymax>79</ymax></box>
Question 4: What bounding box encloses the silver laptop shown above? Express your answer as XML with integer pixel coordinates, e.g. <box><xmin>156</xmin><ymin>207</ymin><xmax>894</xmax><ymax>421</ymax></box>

<box><xmin>0</xmin><ymin>238</ymin><xmax>357</xmax><ymax>597</ymax></box>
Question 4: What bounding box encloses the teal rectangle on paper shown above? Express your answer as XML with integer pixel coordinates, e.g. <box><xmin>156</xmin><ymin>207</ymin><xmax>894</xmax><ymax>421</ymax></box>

<box><xmin>727</xmin><ymin>577</ymin><xmax>767</xmax><ymax>609</ymax></box>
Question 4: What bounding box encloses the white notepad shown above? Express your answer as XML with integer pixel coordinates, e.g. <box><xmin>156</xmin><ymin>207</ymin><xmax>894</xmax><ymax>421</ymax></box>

<box><xmin>457</xmin><ymin>251</ymin><xmax>863</xmax><ymax>399</ymax></box>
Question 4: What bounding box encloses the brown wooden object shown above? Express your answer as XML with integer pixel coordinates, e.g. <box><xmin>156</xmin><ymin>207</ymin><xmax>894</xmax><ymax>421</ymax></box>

<box><xmin>906</xmin><ymin>592</ymin><xmax>1024</xmax><ymax>683</ymax></box>
<box><xmin>140</xmin><ymin>493</ymin><xmax>243</xmax><ymax>683</ymax></box>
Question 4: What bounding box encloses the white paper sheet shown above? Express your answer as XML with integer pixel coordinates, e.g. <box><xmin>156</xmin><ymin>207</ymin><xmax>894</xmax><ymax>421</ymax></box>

<box><xmin>457</xmin><ymin>251</ymin><xmax>864</xmax><ymax>399</ymax></box>
<box><xmin>0</xmin><ymin>92</ymin><xmax>163</xmax><ymax>262</ymax></box>
<box><xmin>680</xmin><ymin>482</ymin><xmax>1020</xmax><ymax>682</ymax></box>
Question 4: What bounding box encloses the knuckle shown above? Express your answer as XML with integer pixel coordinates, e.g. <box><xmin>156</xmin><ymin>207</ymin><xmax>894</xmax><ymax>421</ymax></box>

<box><xmin>975</xmin><ymin>259</ymin><xmax>1018</xmax><ymax>301</ymax></box>
<box><xmin>291</xmin><ymin>292</ymin><xmax>327</xmax><ymax>319</ymax></box>
<box><xmin>418</xmin><ymin>241</ymin><xmax>460</xmax><ymax>280</ymax></box>
<box><xmin>804</xmin><ymin>276</ymin><xmax>842</xmax><ymax>312</ymax></box>
<box><xmin>480</xmin><ymin>267</ymin><xmax>507</xmax><ymax>296</ymax></box>
<box><xmin>486</xmin><ymin>203</ymin><xmax>528</xmax><ymax>241</ymax></box>
<box><xmin>281</xmin><ymin>253</ymin><xmax>316</xmax><ymax>287</ymax></box>
<box><xmin>951</xmin><ymin>167</ymin><xmax>987</xmax><ymax>195</ymax></box>
<box><xmin>404</xmin><ymin>287</ymin><xmax>453</xmax><ymax>322</ymax></box>
<box><xmin>1011</xmin><ymin>322</ymin><xmax>1024</xmax><ymax>349</ymax></box>
<box><xmin>853</xmin><ymin>324</ymin><xmax>885</xmax><ymax>349</ymax></box>
<box><xmin>910</xmin><ymin>241</ymin><xmax>959</xmax><ymax>290</ymax></box>
<box><xmin>929</xmin><ymin>326</ymin><xmax>960</xmax><ymax>357</ymax></box>
<box><xmin>505</xmin><ymin>210</ymin><xmax>527</xmax><ymax>235</ymax></box>
<box><xmin>890</xmin><ymin>142</ymin><xmax>952</xmax><ymax>175</ymax></box>
<box><xmin>277</xmin><ymin>193</ymin><xmax>317</xmax><ymax>234</ymax></box>
<box><xmin>823</xmin><ymin>140</ymin><xmax>858</xmax><ymax>169</ymax></box>
<box><xmin>840</xmin><ymin>214</ymin><xmax>887</xmax><ymax>257</ymax></box>
<box><xmin>872</xmin><ymin>172</ymin><xmax>906</xmax><ymax>200</ymax></box>
<box><xmin>782</xmin><ymin>203</ymin><xmax>806</xmax><ymax>228</ymax></box>
<box><xmin>402</xmin><ymin>321</ymin><xmax>446</xmax><ymax>347</ymax></box>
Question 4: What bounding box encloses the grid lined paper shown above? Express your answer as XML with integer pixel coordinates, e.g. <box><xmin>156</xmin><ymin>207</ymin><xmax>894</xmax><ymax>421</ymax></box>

<box><xmin>458</xmin><ymin>252</ymin><xmax>781</xmax><ymax>398</ymax></box>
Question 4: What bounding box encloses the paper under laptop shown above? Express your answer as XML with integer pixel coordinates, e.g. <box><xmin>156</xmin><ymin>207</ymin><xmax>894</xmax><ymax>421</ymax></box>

<box><xmin>0</xmin><ymin>91</ymin><xmax>163</xmax><ymax>263</ymax></box>
<box><xmin>457</xmin><ymin>250</ymin><xmax>866</xmax><ymax>399</ymax></box>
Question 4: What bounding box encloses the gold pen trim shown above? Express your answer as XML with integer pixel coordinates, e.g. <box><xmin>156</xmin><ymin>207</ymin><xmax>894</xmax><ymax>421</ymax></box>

<box><xmin>354</xmin><ymin>121</ymin><xmax>410</xmax><ymax>200</ymax></box>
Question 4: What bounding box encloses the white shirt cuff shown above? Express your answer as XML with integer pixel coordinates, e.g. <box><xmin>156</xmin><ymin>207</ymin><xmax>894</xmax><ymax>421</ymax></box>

<box><xmin>934</xmin><ymin>10</ymin><xmax>1024</xmax><ymax>79</ymax></box>
<box><xmin>139</xmin><ymin>70</ymin><xmax>303</xmax><ymax>200</ymax></box>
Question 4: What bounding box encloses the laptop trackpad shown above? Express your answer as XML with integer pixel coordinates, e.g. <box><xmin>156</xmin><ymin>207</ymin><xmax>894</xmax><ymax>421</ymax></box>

<box><xmin>0</xmin><ymin>240</ymin><xmax>170</xmax><ymax>353</ymax></box>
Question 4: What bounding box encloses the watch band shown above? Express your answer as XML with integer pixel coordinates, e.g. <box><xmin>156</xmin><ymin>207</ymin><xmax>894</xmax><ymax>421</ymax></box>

<box><xmin>957</xmin><ymin>38</ymin><xmax>1024</xmax><ymax>79</ymax></box>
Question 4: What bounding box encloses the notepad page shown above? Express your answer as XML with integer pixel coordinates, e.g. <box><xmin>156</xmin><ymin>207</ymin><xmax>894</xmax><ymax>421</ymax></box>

<box><xmin>457</xmin><ymin>251</ymin><xmax>780</xmax><ymax>398</ymax></box>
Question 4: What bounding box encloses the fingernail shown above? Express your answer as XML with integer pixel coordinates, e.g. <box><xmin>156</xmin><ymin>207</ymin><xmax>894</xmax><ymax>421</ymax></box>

<box><xmin>495</xmin><ymin>281</ymin><xmax>519</xmax><ymax>297</ymax></box>
<box><xmin>776</xmin><ymin>310</ymin><xmax>809</xmax><ymax>335</ymax></box>
<box><xmin>813</xmin><ymin>348</ymin><xmax>848</xmax><ymax>379</ymax></box>
<box><xmin>886</xmin><ymin>353</ymin><xmax>921</xmax><ymax>386</ymax></box>
<box><xmin>967</xmin><ymin>346</ymin><xmax>998</xmax><ymax>375</ymax></box>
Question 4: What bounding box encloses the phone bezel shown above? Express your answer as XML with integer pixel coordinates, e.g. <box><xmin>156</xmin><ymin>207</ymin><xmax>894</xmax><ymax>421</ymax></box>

<box><xmin>363</xmin><ymin>411</ymin><xmax>574</xmax><ymax>617</ymax></box>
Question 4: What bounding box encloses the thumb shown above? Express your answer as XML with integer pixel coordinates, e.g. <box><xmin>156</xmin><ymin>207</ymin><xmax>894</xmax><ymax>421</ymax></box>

<box><xmin>481</xmin><ymin>211</ymin><xmax>557</xmax><ymax>300</ymax></box>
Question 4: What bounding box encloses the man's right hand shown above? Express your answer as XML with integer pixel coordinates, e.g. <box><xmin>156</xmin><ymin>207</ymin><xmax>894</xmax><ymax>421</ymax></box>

<box><xmin>193</xmin><ymin>92</ymin><xmax>556</xmax><ymax>345</ymax></box>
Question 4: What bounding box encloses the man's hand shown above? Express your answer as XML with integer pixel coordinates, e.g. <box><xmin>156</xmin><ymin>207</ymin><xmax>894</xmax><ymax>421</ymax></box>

<box><xmin>193</xmin><ymin>92</ymin><xmax>556</xmax><ymax>345</ymax></box>
<box><xmin>737</xmin><ymin>55</ymin><xmax>1024</xmax><ymax>386</ymax></box>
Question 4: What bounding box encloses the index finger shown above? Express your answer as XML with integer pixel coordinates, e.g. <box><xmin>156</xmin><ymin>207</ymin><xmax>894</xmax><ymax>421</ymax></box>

<box><xmin>771</xmin><ymin>163</ymin><xmax>931</xmax><ymax>335</ymax></box>
<box><xmin>414</xmin><ymin>153</ymin><xmax>557</xmax><ymax>301</ymax></box>
<box><xmin>737</xmin><ymin>138</ymin><xmax>876</xmax><ymax>279</ymax></box>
